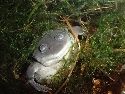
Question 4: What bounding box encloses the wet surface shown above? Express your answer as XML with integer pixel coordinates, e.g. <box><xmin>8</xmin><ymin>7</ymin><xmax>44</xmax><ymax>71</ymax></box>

<box><xmin>39</xmin><ymin>44</ymin><xmax>48</xmax><ymax>53</ymax></box>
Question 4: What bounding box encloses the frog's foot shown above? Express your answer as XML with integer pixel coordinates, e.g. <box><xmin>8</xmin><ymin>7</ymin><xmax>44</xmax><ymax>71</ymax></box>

<box><xmin>28</xmin><ymin>79</ymin><xmax>52</xmax><ymax>92</ymax></box>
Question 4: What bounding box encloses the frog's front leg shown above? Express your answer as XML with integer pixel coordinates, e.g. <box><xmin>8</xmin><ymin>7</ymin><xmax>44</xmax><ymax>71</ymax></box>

<box><xmin>26</xmin><ymin>62</ymin><xmax>52</xmax><ymax>92</ymax></box>
<box><xmin>28</xmin><ymin>79</ymin><xmax>52</xmax><ymax>92</ymax></box>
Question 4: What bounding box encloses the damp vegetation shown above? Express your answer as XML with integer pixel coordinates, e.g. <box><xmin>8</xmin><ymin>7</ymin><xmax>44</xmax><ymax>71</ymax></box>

<box><xmin>1</xmin><ymin>0</ymin><xmax>125</xmax><ymax>94</ymax></box>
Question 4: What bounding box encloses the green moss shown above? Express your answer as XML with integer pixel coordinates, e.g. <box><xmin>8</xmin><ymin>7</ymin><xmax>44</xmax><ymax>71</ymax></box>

<box><xmin>84</xmin><ymin>11</ymin><xmax>125</xmax><ymax>74</ymax></box>
<box><xmin>1</xmin><ymin>0</ymin><xmax>125</xmax><ymax>94</ymax></box>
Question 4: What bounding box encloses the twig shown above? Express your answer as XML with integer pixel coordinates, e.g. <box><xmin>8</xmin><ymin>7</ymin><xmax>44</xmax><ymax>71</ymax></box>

<box><xmin>13</xmin><ymin>62</ymin><xmax>19</xmax><ymax>79</ymax></box>
<box><xmin>54</xmin><ymin>63</ymin><xmax>76</xmax><ymax>94</ymax></box>
<box><xmin>113</xmin><ymin>49</ymin><xmax>125</xmax><ymax>52</ymax></box>
<box><xmin>60</xmin><ymin>16</ymin><xmax>80</xmax><ymax>49</ymax></box>
<box><xmin>100</xmin><ymin>69</ymin><xmax>115</xmax><ymax>82</ymax></box>
<box><xmin>54</xmin><ymin>50</ymin><xmax>80</xmax><ymax>94</ymax></box>
<box><xmin>88</xmin><ymin>6</ymin><xmax>113</xmax><ymax>12</ymax></box>
<box><xmin>54</xmin><ymin>16</ymin><xmax>83</xmax><ymax>93</ymax></box>
<box><xmin>0</xmin><ymin>74</ymin><xmax>8</xmax><ymax>82</ymax></box>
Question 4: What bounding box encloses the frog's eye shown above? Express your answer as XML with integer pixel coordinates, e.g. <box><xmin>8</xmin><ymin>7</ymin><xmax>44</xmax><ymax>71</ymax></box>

<box><xmin>54</xmin><ymin>33</ymin><xmax>64</xmax><ymax>41</ymax></box>
<box><xmin>39</xmin><ymin>44</ymin><xmax>48</xmax><ymax>53</ymax></box>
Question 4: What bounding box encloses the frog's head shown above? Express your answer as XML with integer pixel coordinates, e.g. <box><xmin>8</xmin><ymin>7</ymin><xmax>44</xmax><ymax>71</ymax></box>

<box><xmin>32</xmin><ymin>26</ymin><xmax>86</xmax><ymax>67</ymax></box>
<box><xmin>32</xmin><ymin>28</ymin><xmax>74</xmax><ymax>67</ymax></box>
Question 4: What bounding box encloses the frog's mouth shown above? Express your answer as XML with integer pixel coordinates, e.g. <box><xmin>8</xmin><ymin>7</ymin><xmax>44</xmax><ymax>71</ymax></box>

<box><xmin>30</xmin><ymin>56</ymin><xmax>38</xmax><ymax>62</ymax></box>
<box><xmin>30</xmin><ymin>56</ymin><xmax>46</xmax><ymax>67</ymax></box>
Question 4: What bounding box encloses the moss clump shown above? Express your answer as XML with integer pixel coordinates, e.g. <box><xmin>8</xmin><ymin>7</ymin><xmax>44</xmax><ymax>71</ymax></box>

<box><xmin>90</xmin><ymin>12</ymin><xmax>125</xmax><ymax>72</ymax></box>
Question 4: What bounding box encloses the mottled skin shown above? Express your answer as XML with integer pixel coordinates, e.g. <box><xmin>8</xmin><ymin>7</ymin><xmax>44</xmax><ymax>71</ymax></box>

<box><xmin>26</xmin><ymin>26</ymin><xmax>85</xmax><ymax>92</ymax></box>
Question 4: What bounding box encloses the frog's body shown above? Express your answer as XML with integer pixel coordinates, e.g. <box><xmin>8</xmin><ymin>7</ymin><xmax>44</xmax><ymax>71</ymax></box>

<box><xmin>26</xmin><ymin>26</ymin><xmax>85</xmax><ymax>92</ymax></box>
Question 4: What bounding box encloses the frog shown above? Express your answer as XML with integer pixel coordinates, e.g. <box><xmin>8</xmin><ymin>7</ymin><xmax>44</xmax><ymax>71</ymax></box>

<box><xmin>26</xmin><ymin>26</ymin><xmax>86</xmax><ymax>92</ymax></box>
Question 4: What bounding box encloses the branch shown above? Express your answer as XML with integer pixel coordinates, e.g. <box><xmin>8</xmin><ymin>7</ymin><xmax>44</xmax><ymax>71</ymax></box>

<box><xmin>60</xmin><ymin>16</ymin><xmax>80</xmax><ymax>49</ymax></box>
<box><xmin>54</xmin><ymin>50</ymin><xmax>80</xmax><ymax>94</ymax></box>
<box><xmin>113</xmin><ymin>49</ymin><xmax>125</xmax><ymax>52</ymax></box>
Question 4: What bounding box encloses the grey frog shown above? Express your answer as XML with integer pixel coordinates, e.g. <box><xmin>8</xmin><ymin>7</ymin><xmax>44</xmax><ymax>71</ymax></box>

<box><xmin>26</xmin><ymin>26</ymin><xmax>85</xmax><ymax>92</ymax></box>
